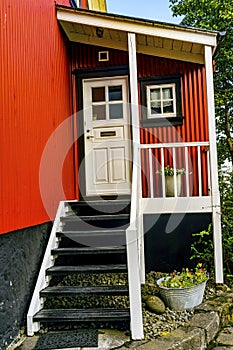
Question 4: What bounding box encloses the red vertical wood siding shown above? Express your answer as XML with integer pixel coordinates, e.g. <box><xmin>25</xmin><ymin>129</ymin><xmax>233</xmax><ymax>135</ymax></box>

<box><xmin>72</xmin><ymin>43</ymin><xmax>209</xmax><ymax>197</ymax></box>
<box><xmin>0</xmin><ymin>0</ymin><xmax>77</xmax><ymax>234</ymax></box>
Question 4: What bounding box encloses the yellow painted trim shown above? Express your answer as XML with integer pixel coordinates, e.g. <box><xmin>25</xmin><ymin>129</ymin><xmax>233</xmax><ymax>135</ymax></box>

<box><xmin>59</xmin><ymin>21</ymin><xmax>204</xmax><ymax>64</ymax></box>
<box><xmin>88</xmin><ymin>0</ymin><xmax>107</xmax><ymax>12</ymax></box>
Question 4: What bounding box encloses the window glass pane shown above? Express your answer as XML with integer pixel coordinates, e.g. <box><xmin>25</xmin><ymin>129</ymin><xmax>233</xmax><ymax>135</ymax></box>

<box><xmin>163</xmin><ymin>101</ymin><xmax>174</xmax><ymax>114</ymax></box>
<box><xmin>92</xmin><ymin>87</ymin><xmax>105</xmax><ymax>102</ymax></box>
<box><xmin>109</xmin><ymin>104</ymin><xmax>123</xmax><ymax>119</ymax></box>
<box><xmin>92</xmin><ymin>105</ymin><xmax>106</xmax><ymax>120</ymax></box>
<box><xmin>109</xmin><ymin>86</ymin><xmax>122</xmax><ymax>101</ymax></box>
<box><xmin>162</xmin><ymin>87</ymin><xmax>173</xmax><ymax>100</ymax></box>
<box><xmin>150</xmin><ymin>88</ymin><xmax>160</xmax><ymax>101</ymax></box>
<box><xmin>151</xmin><ymin>101</ymin><xmax>161</xmax><ymax>114</ymax></box>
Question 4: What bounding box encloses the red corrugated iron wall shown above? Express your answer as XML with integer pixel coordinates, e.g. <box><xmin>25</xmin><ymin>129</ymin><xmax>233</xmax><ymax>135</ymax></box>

<box><xmin>71</xmin><ymin>43</ymin><xmax>129</xmax><ymax>69</ymax></box>
<box><xmin>0</xmin><ymin>0</ymin><xmax>77</xmax><ymax>234</ymax></box>
<box><xmin>72</xmin><ymin>43</ymin><xmax>209</xmax><ymax>198</ymax></box>
<box><xmin>137</xmin><ymin>54</ymin><xmax>209</xmax><ymax>197</ymax></box>
<box><xmin>71</xmin><ymin>44</ymin><xmax>129</xmax><ymax>197</ymax></box>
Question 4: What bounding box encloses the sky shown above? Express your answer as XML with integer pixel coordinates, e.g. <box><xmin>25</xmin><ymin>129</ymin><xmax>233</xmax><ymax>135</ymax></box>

<box><xmin>107</xmin><ymin>0</ymin><xmax>183</xmax><ymax>24</ymax></box>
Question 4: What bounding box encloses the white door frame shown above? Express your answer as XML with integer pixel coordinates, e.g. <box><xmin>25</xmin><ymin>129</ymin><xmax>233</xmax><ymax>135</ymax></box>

<box><xmin>82</xmin><ymin>76</ymin><xmax>132</xmax><ymax>196</ymax></box>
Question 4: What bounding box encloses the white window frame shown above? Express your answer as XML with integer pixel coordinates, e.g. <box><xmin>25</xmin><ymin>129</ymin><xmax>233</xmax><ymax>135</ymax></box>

<box><xmin>146</xmin><ymin>83</ymin><xmax>176</xmax><ymax>119</ymax></box>
<box><xmin>86</xmin><ymin>77</ymin><xmax>128</xmax><ymax>124</ymax></box>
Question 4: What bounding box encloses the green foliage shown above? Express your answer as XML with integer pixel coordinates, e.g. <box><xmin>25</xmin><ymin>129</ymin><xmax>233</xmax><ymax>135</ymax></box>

<box><xmin>157</xmin><ymin>165</ymin><xmax>190</xmax><ymax>176</ymax></box>
<box><xmin>190</xmin><ymin>171</ymin><xmax>233</xmax><ymax>277</ymax></box>
<box><xmin>169</xmin><ymin>0</ymin><xmax>233</xmax><ymax>166</ymax></box>
<box><xmin>219</xmin><ymin>171</ymin><xmax>233</xmax><ymax>275</ymax></box>
<box><xmin>190</xmin><ymin>224</ymin><xmax>214</xmax><ymax>274</ymax></box>
<box><xmin>159</xmin><ymin>264</ymin><xmax>209</xmax><ymax>288</ymax></box>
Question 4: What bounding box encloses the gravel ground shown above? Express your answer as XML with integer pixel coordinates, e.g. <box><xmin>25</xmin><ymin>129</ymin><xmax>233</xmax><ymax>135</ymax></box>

<box><xmin>43</xmin><ymin>271</ymin><xmax>219</xmax><ymax>340</ymax></box>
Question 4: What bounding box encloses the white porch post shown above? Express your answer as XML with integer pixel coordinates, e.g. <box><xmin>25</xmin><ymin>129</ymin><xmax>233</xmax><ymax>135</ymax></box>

<box><xmin>128</xmin><ymin>32</ymin><xmax>145</xmax><ymax>283</ymax></box>
<box><xmin>128</xmin><ymin>33</ymin><xmax>140</xmax><ymax>145</ymax></box>
<box><xmin>127</xmin><ymin>32</ymin><xmax>144</xmax><ymax>340</ymax></box>
<box><xmin>204</xmin><ymin>45</ymin><xmax>224</xmax><ymax>283</ymax></box>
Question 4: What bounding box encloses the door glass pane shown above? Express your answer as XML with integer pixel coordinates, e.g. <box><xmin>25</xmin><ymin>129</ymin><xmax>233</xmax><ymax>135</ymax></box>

<box><xmin>109</xmin><ymin>86</ymin><xmax>122</xmax><ymax>101</ymax></box>
<box><xmin>162</xmin><ymin>87</ymin><xmax>173</xmax><ymax>100</ymax></box>
<box><xmin>92</xmin><ymin>105</ymin><xmax>106</xmax><ymax>120</ymax></box>
<box><xmin>109</xmin><ymin>103</ymin><xmax>123</xmax><ymax>119</ymax></box>
<box><xmin>150</xmin><ymin>88</ymin><xmax>160</xmax><ymax>101</ymax></box>
<box><xmin>163</xmin><ymin>101</ymin><xmax>174</xmax><ymax>114</ymax></box>
<box><xmin>92</xmin><ymin>87</ymin><xmax>105</xmax><ymax>102</ymax></box>
<box><xmin>151</xmin><ymin>101</ymin><xmax>161</xmax><ymax>114</ymax></box>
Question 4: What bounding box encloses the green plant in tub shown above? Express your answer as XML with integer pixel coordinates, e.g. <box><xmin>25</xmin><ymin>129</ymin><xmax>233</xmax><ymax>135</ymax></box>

<box><xmin>159</xmin><ymin>263</ymin><xmax>209</xmax><ymax>288</ymax></box>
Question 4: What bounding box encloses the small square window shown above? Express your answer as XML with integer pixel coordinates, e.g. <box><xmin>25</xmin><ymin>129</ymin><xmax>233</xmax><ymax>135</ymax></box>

<box><xmin>147</xmin><ymin>84</ymin><xmax>176</xmax><ymax>118</ymax></box>
<box><xmin>108</xmin><ymin>86</ymin><xmax>122</xmax><ymax>101</ymax></box>
<box><xmin>140</xmin><ymin>75</ymin><xmax>183</xmax><ymax>128</ymax></box>
<box><xmin>92</xmin><ymin>87</ymin><xmax>105</xmax><ymax>102</ymax></box>
<box><xmin>92</xmin><ymin>105</ymin><xmax>106</xmax><ymax>121</ymax></box>
<box><xmin>98</xmin><ymin>51</ymin><xmax>109</xmax><ymax>62</ymax></box>
<box><xmin>109</xmin><ymin>103</ymin><xmax>123</xmax><ymax>119</ymax></box>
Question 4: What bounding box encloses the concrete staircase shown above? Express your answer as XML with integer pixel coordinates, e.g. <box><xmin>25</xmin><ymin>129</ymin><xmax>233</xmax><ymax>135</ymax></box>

<box><xmin>27</xmin><ymin>198</ymin><xmax>132</xmax><ymax>333</ymax></box>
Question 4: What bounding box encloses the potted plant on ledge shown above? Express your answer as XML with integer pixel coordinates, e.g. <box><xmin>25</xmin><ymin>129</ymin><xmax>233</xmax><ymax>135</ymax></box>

<box><xmin>157</xmin><ymin>263</ymin><xmax>209</xmax><ymax>310</ymax></box>
<box><xmin>158</xmin><ymin>165</ymin><xmax>191</xmax><ymax>197</ymax></box>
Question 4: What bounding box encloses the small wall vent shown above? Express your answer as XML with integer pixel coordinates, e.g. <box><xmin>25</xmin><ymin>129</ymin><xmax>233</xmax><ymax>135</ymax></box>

<box><xmin>98</xmin><ymin>51</ymin><xmax>109</xmax><ymax>62</ymax></box>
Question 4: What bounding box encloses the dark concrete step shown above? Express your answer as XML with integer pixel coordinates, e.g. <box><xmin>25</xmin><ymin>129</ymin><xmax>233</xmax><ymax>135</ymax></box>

<box><xmin>57</xmin><ymin>229</ymin><xmax>127</xmax><ymax>236</ymax></box>
<box><xmin>34</xmin><ymin>308</ymin><xmax>130</xmax><ymax>323</ymax></box>
<box><xmin>52</xmin><ymin>247</ymin><xmax>126</xmax><ymax>256</ymax></box>
<box><xmin>61</xmin><ymin>214</ymin><xmax>130</xmax><ymax>221</ymax></box>
<box><xmin>40</xmin><ymin>285</ymin><xmax>129</xmax><ymax>297</ymax></box>
<box><xmin>46</xmin><ymin>264</ymin><xmax>128</xmax><ymax>276</ymax></box>
<box><xmin>57</xmin><ymin>230</ymin><xmax>126</xmax><ymax>247</ymax></box>
<box><xmin>67</xmin><ymin>199</ymin><xmax>130</xmax><ymax>216</ymax></box>
<box><xmin>61</xmin><ymin>214</ymin><xmax>130</xmax><ymax>231</ymax></box>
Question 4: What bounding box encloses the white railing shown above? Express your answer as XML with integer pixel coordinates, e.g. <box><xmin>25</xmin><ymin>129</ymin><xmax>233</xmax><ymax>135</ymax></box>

<box><xmin>126</xmin><ymin>144</ymin><xmax>144</xmax><ymax>340</ymax></box>
<box><xmin>27</xmin><ymin>201</ymin><xmax>67</xmax><ymax>336</ymax></box>
<box><xmin>140</xmin><ymin>141</ymin><xmax>210</xmax><ymax>199</ymax></box>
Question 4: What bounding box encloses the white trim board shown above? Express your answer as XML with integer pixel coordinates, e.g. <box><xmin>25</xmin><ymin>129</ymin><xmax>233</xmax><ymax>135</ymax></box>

<box><xmin>141</xmin><ymin>197</ymin><xmax>212</xmax><ymax>214</ymax></box>
<box><xmin>57</xmin><ymin>8</ymin><xmax>218</xmax><ymax>48</ymax></box>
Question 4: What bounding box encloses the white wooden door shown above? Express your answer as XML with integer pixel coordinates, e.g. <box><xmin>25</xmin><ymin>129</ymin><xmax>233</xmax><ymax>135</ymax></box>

<box><xmin>83</xmin><ymin>76</ymin><xmax>131</xmax><ymax>196</ymax></box>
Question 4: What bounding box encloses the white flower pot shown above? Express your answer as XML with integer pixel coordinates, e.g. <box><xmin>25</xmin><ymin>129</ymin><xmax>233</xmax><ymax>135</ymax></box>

<box><xmin>165</xmin><ymin>174</ymin><xmax>181</xmax><ymax>197</ymax></box>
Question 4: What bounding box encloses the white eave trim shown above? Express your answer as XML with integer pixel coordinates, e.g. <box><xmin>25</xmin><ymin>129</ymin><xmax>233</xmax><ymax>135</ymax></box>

<box><xmin>57</xmin><ymin>8</ymin><xmax>218</xmax><ymax>48</ymax></box>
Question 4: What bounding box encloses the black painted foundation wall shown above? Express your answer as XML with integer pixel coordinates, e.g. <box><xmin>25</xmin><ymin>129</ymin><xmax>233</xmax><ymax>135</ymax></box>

<box><xmin>0</xmin><ymin>223</ymin><xmax>51</xmax><ymax>350</ymax></box>
<box><xmin>0</xmin><ymin>213</ymin><xmax>212</xmax><ymax>348</ymax></box>
<box><xmin>144</xmin><ymin>213</ymin><xmax>212</xmax><ymax>272</ymax></box>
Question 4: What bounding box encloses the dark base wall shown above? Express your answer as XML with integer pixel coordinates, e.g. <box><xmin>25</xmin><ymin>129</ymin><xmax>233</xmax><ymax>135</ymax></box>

<box><xmin>0</xmin><ymin>223</ymin><xmax>52</xmax><ymax>350</ymax></box>
<box><xmin>144</xmin><ymin>213</ymin><xmax>212</xmax><ymax>272</ymax></box>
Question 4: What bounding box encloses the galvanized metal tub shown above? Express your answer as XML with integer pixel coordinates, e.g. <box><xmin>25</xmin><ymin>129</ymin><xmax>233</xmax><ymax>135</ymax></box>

<box><xmin>157</xmin><ymin>277</ymin><xmax>208</xmax><ymax>310</ymax></box>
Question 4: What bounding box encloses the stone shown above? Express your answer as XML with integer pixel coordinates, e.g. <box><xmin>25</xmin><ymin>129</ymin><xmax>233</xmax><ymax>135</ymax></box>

<box><xmin>133</xmin><ymin>327</ymin><xmax>205</xmax><ymax>350</ymax></box>
<box><xmin>216</xmin><ymin>284</ymin><xmax>230</xmax><ymax>292</ymax></box>
<box><xmin>189</xmin><ymin>311</ymin><xmax>220</xmax><ymax>343</ymax></box>
<box><xmin>196</xmin><ymin>295</ymin><xmax>230</xmax><ymax>314</ymax></box>
<box><xmin>16</xmin><ymin>335</ymin><xmax>39</xmax><ymax>350</ymax></box>
<box><xmin>83</xmin><ymin>329</ymin><xmax>130</xmax><ymax>350</ymax></box>
<box><xmin>216</xmin><ymin>327</ymin><xmax>233</xmax><ymax>346</ymax></box>
<box><xmin>146</xmin><ymin>296</ymin><xmax>166</xmax><ymax>314</ymax></box>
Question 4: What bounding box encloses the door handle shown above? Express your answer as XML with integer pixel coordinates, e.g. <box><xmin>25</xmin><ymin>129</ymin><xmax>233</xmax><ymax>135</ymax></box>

<box><xmin>86</xmin><ymin>135</ymin><xmax>94</xmax><ymax>140</ymax></box>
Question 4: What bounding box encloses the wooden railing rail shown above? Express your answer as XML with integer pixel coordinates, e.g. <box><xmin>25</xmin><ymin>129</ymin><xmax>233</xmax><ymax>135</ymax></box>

<box><xmin>140</xmin><ymin>141</ymin><xmax>210</xmax><ymax>198</ymax></box>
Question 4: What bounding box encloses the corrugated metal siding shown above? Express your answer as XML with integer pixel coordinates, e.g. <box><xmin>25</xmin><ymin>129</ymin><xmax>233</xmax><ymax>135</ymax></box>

<box><xmin>137</xmin><ymin>55</ymin><xmax>209</xmax><ymax>197</ymax></box>
<box><xmin>0</xmin><ymin>0</ymin><xmax>75</xmax><ymax>234</ymax></box>
<box><xmin>72</xmin><ymin>43</ymin><xmax>209</xmax><ymax>198</ymax></box>
<box><xmin>71</xmin><ymin>43</ymin><xmax>129</xmax><ymax>69</ymax></box>
<box><xmin>137</xmin><ymin>54</ymin><xmax>209</xmax><ymax>144</ymax></box>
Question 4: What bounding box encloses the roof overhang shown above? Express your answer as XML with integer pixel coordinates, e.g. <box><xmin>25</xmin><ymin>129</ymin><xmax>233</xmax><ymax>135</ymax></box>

<box><xmin>57</xmin><ymin>6</ymin><xmax>219</xmax><ymax>64</ymax></box>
